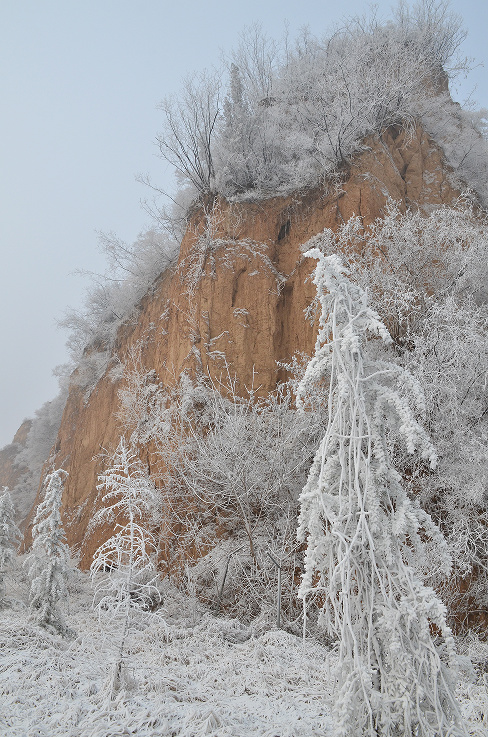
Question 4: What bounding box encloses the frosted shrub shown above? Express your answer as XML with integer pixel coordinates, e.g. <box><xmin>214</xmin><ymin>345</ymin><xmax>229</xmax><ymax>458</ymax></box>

<box><xmin>25</xmin><ymin>469</ymin><xmax>72</xmax><ymax>636</ymax></box>
<box><xmin>0</xmin><ymin>488</ymin><xmax>21</xmax><ymax>606</ymax></box>
<box><xmin>156</xmin><ymin>374</ymin><xmax>317</xmax><ymax>621</ymax></box>
<box><xmin>115</xmin><ymin>356</ymin><xmax>323</xmax><ymax>623</ymax></box>
<box><xmin>297</xmin><ymin>251</ymin><xmax>466</xmax><ymax>736</ymax></box>
<box><xmin>59</xmin><ymin>228</ymin><xmax>179</xmax><ymax>390</ymax></box>
<box><xmin>302</xmin><ymin>199</ymin><xmax>488</xmax><ymax>346</ymax></box>
<box><xmin>116</xmin><ymin>344</ymin><xmax>172</xmax><ymax>446</ymax></box>
<box><xmin>406</xmin><ymin>297</ymin><xmax>488</xmax><ymax>617</ymax></box>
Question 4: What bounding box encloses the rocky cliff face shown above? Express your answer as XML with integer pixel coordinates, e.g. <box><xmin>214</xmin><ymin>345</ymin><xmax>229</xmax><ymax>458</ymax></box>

<box><xmin>19</xmin><ymin>124</ymin><xmax>460</xmax><ymax>568</ymax></box>
<box><xmin>0</xmin><ymin>420</ymin><xmax>32</xmax><ymax>527</ymax></box>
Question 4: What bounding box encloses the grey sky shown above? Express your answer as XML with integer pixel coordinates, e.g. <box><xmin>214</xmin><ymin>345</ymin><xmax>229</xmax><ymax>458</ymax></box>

<box><xmin>1</xmin><ymin>0</ymin><xmax>487</xmax><ymax>448</ymax></box>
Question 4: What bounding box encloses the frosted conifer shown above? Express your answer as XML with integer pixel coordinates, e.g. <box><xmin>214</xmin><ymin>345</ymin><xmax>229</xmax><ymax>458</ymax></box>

<box><xmin>25</xmin><ymin>469</ymin><xmax>72</xmax><ymax>635</ymax></box>
<box><xmin>0</xmin><ymin>488</ymin><xmax>21</xmax><ymax>606</ymax></box>
<box><xmin>297</xmin><ymin>251</ymin><xmax>466</xmax><ymax>736</ymax></box>
<box><xmin>90</xmin><ymin>437</ymin><xmax>160</xmax><ymax>692</ymax></box>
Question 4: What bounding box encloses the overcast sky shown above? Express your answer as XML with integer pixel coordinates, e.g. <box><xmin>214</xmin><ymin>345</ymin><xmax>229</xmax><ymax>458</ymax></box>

<box><xmin>1</xmin><ymin>0</ymin><xmax>487</xmax><ymax>448</ymax></box>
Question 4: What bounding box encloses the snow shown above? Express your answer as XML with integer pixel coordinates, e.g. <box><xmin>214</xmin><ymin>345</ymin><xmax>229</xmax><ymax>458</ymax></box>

<box><xmin>1</xmin><ymin>564</ymin><xmax>487</xmax><ymax>736</ymax></box>
<box><xmin>0</xmin><ymin>568</ymin><xmax>334</xmax><ymax>737</ymax></box>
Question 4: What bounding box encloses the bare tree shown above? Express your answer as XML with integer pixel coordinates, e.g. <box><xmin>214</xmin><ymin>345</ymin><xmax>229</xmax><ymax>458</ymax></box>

<box><xmin>156</xmin><ymin>70</ymin><xmax>222</xmax><ymax>196</ymax></box>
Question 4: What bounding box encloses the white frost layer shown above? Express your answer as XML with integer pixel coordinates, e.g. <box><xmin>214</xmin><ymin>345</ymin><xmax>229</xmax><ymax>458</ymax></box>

<box><xmin>0</xmin><ymin>575</ymin><xmax>333</xmax><ymax>737</ymax></box>
<box><xmin>1</xmin><ymin>571</ymin><xmax>487</xmax><ymax>736</ymax></box>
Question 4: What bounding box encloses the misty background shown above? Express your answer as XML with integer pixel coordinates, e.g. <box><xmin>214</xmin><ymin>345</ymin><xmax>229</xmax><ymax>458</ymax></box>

<box><xmin>1</xmin><ymin>0</ymin><xmax>487</xmax><ymax>448</ymax></box>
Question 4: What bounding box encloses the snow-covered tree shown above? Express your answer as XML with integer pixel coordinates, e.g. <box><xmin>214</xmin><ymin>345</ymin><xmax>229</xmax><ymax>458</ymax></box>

<box><xmin>156</xmin><ymin>70</ymin><xmax>221</xmax><ymax>196</ymax></box>
<box><xmin>305</xmin><ymin>200</ymin><xmax>488</xmax><ymax>622</ymax></box>
<box><xmin>90</xmin><ymin>438</ymin><xmax>160</xmax><ymax>692</ymax></box>
<box><xmin>25</xmin><ymin>469</ymin><xmax>72</xmax><ymax>636</ymax></box>
<box><xmin>0</xmin><ymin>488</ymin><xmax>21</xmax><ymax>606</ymax></box>
<box><xmin>297</xmin><ymin>251</ymin><xmax>466</xmax><ymax>736</ymax></box>
<box><xmin>151</xmin><ymin>2</ymin><xmax>485</xmax><ymax>210</ymax></box>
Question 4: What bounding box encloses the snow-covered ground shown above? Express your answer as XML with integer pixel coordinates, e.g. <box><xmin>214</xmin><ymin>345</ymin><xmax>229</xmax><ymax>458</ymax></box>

<box><xmin>0</xmin><ymin>565</ymin><xmax>487</xmax><ymax>736</ymax></box>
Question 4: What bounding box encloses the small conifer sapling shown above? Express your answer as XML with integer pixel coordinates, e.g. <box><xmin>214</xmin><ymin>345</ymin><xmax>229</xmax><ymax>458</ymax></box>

<box><xmin>25</xmin><ymin>469</ymin><xmax>72</xmax><ymax>636</ymax></box>
<box><xmin>90</xmin><ymin>437</ymin><xmax>160</xmax><ymax>693</ymax></box>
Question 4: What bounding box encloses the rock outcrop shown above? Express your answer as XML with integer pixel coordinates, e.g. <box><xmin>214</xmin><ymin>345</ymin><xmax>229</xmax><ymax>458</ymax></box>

<box><xmin>0</xmin><ymin>419</ymin><xmax>32</xmax><ymax>527</ymax></box>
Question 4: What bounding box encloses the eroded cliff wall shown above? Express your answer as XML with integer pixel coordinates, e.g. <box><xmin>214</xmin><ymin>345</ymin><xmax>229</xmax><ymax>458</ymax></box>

<box><xmin>0</xmin><ymin>420</ymin><xmax>32</xmax><ymax>527</ymax></box>
<box><xmin>21</xmin><ymin>125</ymin><xmax>460</xmax><ymax>567</ymax></box>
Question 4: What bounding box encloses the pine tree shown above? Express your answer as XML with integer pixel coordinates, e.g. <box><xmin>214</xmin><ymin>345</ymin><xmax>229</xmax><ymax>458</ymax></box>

<box><xmin>297</xmin><ymin>251</ymin><xmax>466</xmax><ymax>737</ymax></box>
<box><xmin>0</xmin><ymin>488</ymin><xmax>21</xmax><ymax>606</ymax></box>
<box><xmin>25</xmin><ymin>469</ymin><xmax>72</xmax><ymax>636</ymax></box>
<box><xmin>90</xmin><ymin>437</ymin><xmax>160</xmax><ymax>693</ymax></box>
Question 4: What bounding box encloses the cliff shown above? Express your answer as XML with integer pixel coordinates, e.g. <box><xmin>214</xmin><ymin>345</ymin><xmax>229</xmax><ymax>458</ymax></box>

<box><xmin>0</xmin><ymin>419</ymin><xmax>33</xmax><ymax>528</ymax></box>
<box><xmin>14</xmin><ymin>123</ymin><xmax>459</xmax><ymax>569</ymax></box>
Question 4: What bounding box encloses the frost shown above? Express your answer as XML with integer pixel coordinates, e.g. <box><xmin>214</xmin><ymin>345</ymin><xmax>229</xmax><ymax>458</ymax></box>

<box><xmin>0</xmin><ymin>572</ymin><xmax>486</xmax><ymax>736</ymax></box>
<box><xmin>0</xmin><ymin>489</ymin><xmax>21</xmax><ymax>607</ymax></box>
<box><xmin>0</xmin><ymin>574</ymin><xmax>335</xmax><ymax>736</ymax></box>
<box><xmin>24</xmin><ymin>469</ymin><xmax>73</xmax><ymax>637</ymax></box>
<box><xmin>297</xmin><ymin>250</ymin><xmax>464</xmax><ymax>736</ymax></box>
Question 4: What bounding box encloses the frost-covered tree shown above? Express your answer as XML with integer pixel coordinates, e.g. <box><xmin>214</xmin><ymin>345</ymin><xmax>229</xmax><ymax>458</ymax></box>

<box><xmin>156</xmin><ymin>70</ymin><xmax>222</xmax><ymax>196</ymax></box>
<box><xmin>151</xmin><ymin>2</ymin><xmax>485</xmax><ymax>208</ymax></box>
<box><xmin>297</xmin><ymin>251</ymin><xmax>465</xmax><ymax>736</ymax></box>
<box><xmin>25</xmin><ymin>469</ymin><xmax>72</xmax><ymax>636</ymax></box>
<box><xmin>0</xmin><ymin>488</ymin><xmax>21</xmax><ymax>606</ymax></box>
<box><xmin>90</xmin><ymin>438</ymin><xmax>160</xmax><ymax>692</ymax></box>
<box><xmin>305</xmin><ymin>200</ymin><xmax>488</xmax><ymax>622</ymax></box>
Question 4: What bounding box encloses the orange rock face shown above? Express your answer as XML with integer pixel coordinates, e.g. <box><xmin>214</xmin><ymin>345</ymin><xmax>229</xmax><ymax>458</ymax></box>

<box><xmin>23</xmin><ymin>125</ymin><xmax>460</xmax><ymax>568</ymax></box>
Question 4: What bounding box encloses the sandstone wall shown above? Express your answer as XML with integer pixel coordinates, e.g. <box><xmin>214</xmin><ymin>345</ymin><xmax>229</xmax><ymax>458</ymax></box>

<box><xmin>21</xmin><ymin>125</ymin><xmax>460</xmax><ymax>568</ymax></box>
